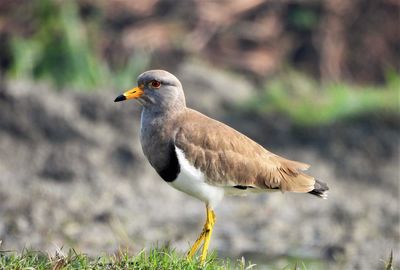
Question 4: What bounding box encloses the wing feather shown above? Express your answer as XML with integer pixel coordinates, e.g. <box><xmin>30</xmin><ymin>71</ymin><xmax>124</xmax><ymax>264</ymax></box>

<box><xmin>174</xmin><ymin>109</ymin><xmax>315</xmax><ymax>193</ymax></box>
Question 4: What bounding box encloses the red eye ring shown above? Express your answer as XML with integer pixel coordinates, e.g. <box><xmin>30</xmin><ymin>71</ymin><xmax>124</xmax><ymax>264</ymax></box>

<box><xmin>151</xmin><ymin>80</ymin><xmax>161</xmax><ymax>88</ymax></box>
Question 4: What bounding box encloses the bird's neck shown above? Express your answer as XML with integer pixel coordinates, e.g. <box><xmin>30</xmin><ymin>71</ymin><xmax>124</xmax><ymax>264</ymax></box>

<box><xmin>140</xmin><ymin>105</ymin><xmax>184</xmax><ymax>141</ymax></box>
<box><xmin>140</xmin><ymin>106</ymin><xmax>184</xmax><ymax>177</ymax></box>
<box><xmin>141</xmin><ymin>101</ymin><xmax>185</xmax><ymax>121</ymax></box>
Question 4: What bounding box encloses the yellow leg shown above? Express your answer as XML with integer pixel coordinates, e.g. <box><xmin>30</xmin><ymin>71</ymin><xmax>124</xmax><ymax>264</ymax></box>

<box><xmin>187</xmin><ymin>229</ymin><xmax>206</xmax><ymax>259</ymax></box>
<box><xmin>200</xmin><ymin>206</ymin><xmax>215</xmax><ymax>264</ymax></box>
<box><xmin>186</xmin><ymin>205</ymin><xmax>216</xmax><ymax>265</ymax></box>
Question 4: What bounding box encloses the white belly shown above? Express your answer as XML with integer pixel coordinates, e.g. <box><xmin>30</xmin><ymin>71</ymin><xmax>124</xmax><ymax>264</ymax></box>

<box><xmin>170</xmin><ymin>146</ymin><xmax>225</xmax><ymax>208</ymax></box>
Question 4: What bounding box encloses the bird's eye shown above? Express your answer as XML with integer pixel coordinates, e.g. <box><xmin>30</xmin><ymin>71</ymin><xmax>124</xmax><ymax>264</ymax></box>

<box><xmin>150</xmin><ymin>80</ymin><xmax>161</xmax><ymax>88</ymax></box>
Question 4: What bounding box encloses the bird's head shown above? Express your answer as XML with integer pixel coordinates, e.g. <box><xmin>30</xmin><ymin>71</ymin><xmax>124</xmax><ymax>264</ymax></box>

<box><xmin>114</xmin><ymin>70</ymin><xmax>186</xmax><ymax>111</ymax></box>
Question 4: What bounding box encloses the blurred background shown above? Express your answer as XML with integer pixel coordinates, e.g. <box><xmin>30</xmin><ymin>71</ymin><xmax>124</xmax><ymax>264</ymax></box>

<box><xmin>0</xmin><ymin>0</ymin><xmax>399</xmax><ymax>269</ymax></box>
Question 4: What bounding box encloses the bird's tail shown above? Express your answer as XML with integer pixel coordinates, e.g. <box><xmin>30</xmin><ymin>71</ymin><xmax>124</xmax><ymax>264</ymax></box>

<box><xmin>308</xmin><ymin>180</ymin><xmax>329</xmax><ymax>199</ymax></box>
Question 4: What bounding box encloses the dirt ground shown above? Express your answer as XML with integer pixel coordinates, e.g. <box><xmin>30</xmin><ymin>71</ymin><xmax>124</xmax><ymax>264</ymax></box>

<box><xmin>0</xmin><ymin>73</ymin><xmax>398</xmax><ymax>269</ymax></box>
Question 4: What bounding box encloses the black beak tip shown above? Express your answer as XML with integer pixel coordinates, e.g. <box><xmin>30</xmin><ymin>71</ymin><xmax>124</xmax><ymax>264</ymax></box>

<box><xmin>114</xmin><ymin>95</ymin><xmax>126</xmax><ymax>102</ymax></box>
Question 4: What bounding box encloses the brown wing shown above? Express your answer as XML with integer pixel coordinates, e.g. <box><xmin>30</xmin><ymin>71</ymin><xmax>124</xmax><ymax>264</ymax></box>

<box><xmin>174</xmin><ymin>109</ymin><xmax>315</xmax><ymax>193</ymax></box>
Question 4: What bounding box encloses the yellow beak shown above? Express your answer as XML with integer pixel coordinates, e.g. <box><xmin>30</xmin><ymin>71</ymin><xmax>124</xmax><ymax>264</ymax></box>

<box><xmin>114</xmin><ymin>86</ymin><xmax>144</xmax><ymax>102</ymax></box>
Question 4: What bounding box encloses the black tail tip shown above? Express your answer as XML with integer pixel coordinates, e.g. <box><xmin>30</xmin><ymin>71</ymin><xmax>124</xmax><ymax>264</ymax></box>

<box><xmin>309</xmin><ymin>180</ymin><xmax>329</xmax><ymax>199</ymax></box>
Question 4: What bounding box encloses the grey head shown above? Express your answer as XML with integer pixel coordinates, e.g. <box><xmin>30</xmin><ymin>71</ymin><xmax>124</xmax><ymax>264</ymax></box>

<box><xmin>114</xmin><ymin>70</ymin><xmax>186</xmax><ymax>113</ymax></box>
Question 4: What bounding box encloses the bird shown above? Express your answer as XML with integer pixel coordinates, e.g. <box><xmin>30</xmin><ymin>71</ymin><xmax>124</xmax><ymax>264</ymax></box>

<box><xmin>114</xmin><ymin>70</ymin><xmax>329</xmax><ymax>264</ymax></box>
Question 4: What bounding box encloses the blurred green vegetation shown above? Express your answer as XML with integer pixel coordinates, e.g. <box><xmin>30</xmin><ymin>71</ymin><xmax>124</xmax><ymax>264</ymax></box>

<box><xmin>248</xmin><ymin>70</ymin><xmax>400</xmax><ymax>126</ymax></box>
<box><xmin>8</xmin><ymin>0</ymin><xmax>149</xmax><ymax>91</ymax></box>
<box><xmin>5</xmin><ymin>0</ymin><xmax>399</xmax><ymax>126</ymax></box>
<box><xmin>288</xmin><ymin>7</ymin><xmax>320</xmax><ymax>30</ymax></box>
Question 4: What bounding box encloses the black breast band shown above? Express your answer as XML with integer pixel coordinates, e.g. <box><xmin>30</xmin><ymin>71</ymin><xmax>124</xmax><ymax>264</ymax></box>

<box><xmin>157</xmin><ymin>143</ymin><xmax>180</xmax><ymax>182</ymax></box>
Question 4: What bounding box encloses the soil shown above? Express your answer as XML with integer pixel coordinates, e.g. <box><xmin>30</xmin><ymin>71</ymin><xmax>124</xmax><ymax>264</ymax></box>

<box><xmin>0</xmin><ymin>76</ymin><xmax>398</xmax><ymax>269</ymax></box>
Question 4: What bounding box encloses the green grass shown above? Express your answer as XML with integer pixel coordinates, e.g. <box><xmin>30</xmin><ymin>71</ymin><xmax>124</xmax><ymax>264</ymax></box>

<box><xmin>248</xmin><ymin>70</ymin><xmax>400</xmax><ymax>126</ymax></box>
<box><xmin>384</xmin><ymin>250</ymin><xmax>394</xmax><ymax>270</ymax></box>
<box><xmin>0</xmin><ymin>248</ymin><xmax>325</xmax><ymax>270</ymax></box>
<box><xmin>0</xmin><ymin>248</ymin><xmax>396</xmax><ymax>269</ymax></box>
<box><xmin>0</xmin><ymin>248</ymin><xmax>247</xmax><ymax>270</ymax></box>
